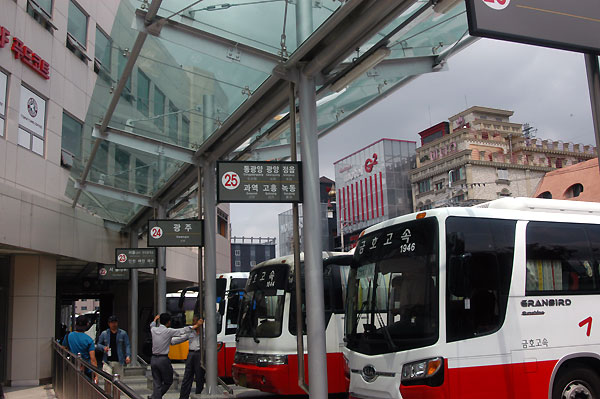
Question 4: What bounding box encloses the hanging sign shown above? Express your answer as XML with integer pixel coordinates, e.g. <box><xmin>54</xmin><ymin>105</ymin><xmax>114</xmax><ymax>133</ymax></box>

<box><xmin>217</xmin><ymin>161</ymin><xmax>302</xmax><ymax>203</ymax></box>
<box><xmin>147</xmin><ymin>219</ymin><xmax>204</xmax><ymax>247</ymax></box>
<box><xmin>98</xmin><ymin>265</ymin><xmax>130</xmax><ymax>280</ymax></box>
<box><xmin>115</xmin><ymin>248</ymin><xmax>157</xmax><ymax>268</ymax></box>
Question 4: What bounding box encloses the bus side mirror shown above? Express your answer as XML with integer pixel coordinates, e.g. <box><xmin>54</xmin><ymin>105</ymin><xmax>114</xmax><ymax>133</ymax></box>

<box><xmin>448</xmin><ymin>253</ymin><xmax>472</xmax><ymax>297</ymax></box>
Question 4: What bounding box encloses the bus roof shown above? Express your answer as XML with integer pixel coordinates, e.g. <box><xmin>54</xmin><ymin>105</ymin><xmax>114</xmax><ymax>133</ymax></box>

<box><xmin>252</xmin><ymin>251</ymin><xmax>349</xmax><ymax>273</ymax></box>
<box><xmin>361</xmin><ymin>197</ymin><xmax>600</xmax><ymax>236</ymax></box>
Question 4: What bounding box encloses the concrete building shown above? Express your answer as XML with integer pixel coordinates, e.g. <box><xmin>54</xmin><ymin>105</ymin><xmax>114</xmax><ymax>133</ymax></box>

<box><xmin>0</xmin><ymin>0</ymin><xmax>231</xmax><ymax>386</ymax></box>
<box><xmin>410</xmin><ymin>106</ymin><xmax>597</xmax><ymax>210</ymax></box>
<box><xmin>230</xmin><ymin>237</ymin><xmax>276</xmax><ymax>272</ymax></box>
<box><xmin>534</xmin><ymin>158</ymin><xmax>600</xmax><ymax>202</ymax></box>
<box><xmin>334</xmin><ymin>139</ymin><xmax>416</xmax><ymax>250</ymax></box>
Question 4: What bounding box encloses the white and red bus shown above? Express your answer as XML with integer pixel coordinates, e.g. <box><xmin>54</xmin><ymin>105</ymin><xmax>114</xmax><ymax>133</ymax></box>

<box><xmin>345</xmin><ymin>197</ymin><xmax>600</xmax><ymax>399</ymax></box>
<box><xmin>167</xmin><ymin>272</ymin><xmax>248</xmax><ymax>378</ymax></box>
<box><xmin>232</xmin><ymin>252</ymin><xmax>352</xmax><ymax>395</ymax></box>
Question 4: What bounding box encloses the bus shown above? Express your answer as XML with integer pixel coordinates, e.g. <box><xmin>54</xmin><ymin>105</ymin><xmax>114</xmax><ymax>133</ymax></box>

<box><xmin>232</xmin><ymin>252</ymin><xmax>352</xmax><ymax>395</ymax></box>
<box><xmin>344</xmin><ymin>197</ymin><xmax>600</xmax><ymax>399</ymax></box>
<box><xmin>167</xmin><ymin>272</ymin><xmax>248</xmax><ymax>378</ymax></box>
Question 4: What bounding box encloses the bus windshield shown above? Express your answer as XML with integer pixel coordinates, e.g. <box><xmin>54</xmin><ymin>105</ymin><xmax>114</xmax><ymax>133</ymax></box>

<box><xmin>238</xmin><ymin>264</ymin><xmax>288</xmax><ymax>339</ymax></box>
<box><xmin>346</xmin><ymin>218</ymin><xmax>439</xmax><ymax>355</ymax></box>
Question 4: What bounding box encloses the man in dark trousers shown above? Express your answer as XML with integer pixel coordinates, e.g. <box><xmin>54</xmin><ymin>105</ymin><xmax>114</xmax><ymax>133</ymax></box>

<box><xmin>171</xmin><ymin>315</ymin><xmax>205</xmax><ymax>398</ymax></box>
<box><xmin>97</xmin><ymin>315</ymin><xmax>131</xmax><ymax>376</ymax></box>
<box><xmin>149</xmin><ymin>313</ymin><xmax>203</xmax><ymax>399</ymax></box>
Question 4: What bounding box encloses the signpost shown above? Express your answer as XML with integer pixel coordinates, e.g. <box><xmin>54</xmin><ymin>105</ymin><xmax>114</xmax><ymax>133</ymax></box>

<box><xmin>465</xmin><ymin>0</ymin><xmax>600</xmax><ymax>53</ymax></box>
<box><xmin>217</xmin><ymin>161</ymin><xmax>302</xmax><ymax>203</ymax></box>
<box><xmin>98</xmin><ymin>264</ymin><xmax>129</xmax><ymax>280</ymax></box>
<box><xmin>115</xmin><ymin>248</ymin><xmax>157</xmax><ymax>268</ymax></box>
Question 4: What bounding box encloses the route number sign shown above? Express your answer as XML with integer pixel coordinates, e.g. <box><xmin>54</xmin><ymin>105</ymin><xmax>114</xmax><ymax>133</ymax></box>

<box><xmin>147</xmin><ymin>219</ymin><xmax>204</xmax><ymax>247</ymax></box>
<box><xmin>114</xmin><ymin>248</ymin><xmax>157</xmax><ymax>269</ymax></box>
<box><xmin>117</xmin><ymin>253</ymin><xmax>127</xmax><ymax>263</ymax></box>
<box><xmin>222</xmin><ymin>172</ymin><xmax>240</xmax><ymax>190</ymax></box>
<box><xmin>150</xmin><ymin>226</ymin><xmax>163</xmax><ymax>239</ymax></box>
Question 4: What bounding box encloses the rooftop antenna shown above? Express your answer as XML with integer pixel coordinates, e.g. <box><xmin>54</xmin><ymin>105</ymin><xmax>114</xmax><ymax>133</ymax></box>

<box><xmin>522</xmin><ymin>123</ymin><xmax>537</xmax><ymax>139</ymax></box>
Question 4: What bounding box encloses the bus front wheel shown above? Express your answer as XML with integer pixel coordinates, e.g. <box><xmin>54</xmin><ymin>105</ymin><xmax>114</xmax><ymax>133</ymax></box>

<box><xmin>553</xmin><ymin>366</ymin><xmax>600</xmax><ymax>399</ymax></box>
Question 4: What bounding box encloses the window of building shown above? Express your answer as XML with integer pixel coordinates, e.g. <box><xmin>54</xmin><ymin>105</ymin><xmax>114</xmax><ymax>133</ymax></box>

<box><xmin>482</xmin><ymin>132</ymin><xmax>489</xmax><ymax>140</ymax></box>
<box><xmin>135</xmin><ymin>159</ymin><xmax>148</xmax><ymax>194</ymax></box>
<box><xmin>81</xmin><ymin>306</ymin><xmax>87</xmax><ymax>311</ymax></box>
<box><xmin>250</xmin><ymin>261</ymin><xmax>256</xmax><ymax>267</ymax></box>
<box><xmin>450</xmin><ymin>167</ymin><xmax>465</xmax><ymax>183</ymax></box>
<box><xmin>0</xmin><ymin>70</ymin><xmax>6</xmax><ymax>138</ymax></box>
<box><xmin>154</xmin><ymin>88</ymin><xmax>166</xmax><ymax>129</ymax></box>
<box><xmin>137</xmin><ymin>71</ymin><xmax>150</xmax><ymax>115</ymax></box>
<box><xmin>94</xmin><ymin>27</ymin><xmax>111</xmax><ymax>73</ymax></box>
<box><xmin>418</xmin><ymin>179</ymin><xmax>431</xmax><ymax>194</ymax></box>
<box><xmin>168</xmin><ymin>102</ymin><xmax>179</xmax><ymax>143</ymax></box>
<box><xmin>446</xmin><ymin>217</ymin><xmax>516</xmax><ymax>342</ymax></box>
<box><xmin>30</xmin><ymin>0</ymin><xmax>53</xmax><ymax>16</ymax></box>
<box><xmin>434</xmin><ymin>181</ymin><xmax>444</xmax><ymax>191</ymax></box>
<box><xmin>235</xmin><ymin>249</ymin><xmax>240</xmax><ymax>257</ymax></box>
<box><xmin>497</xmin><ymin>168</ymin><xmax>509</xmax><ymax>180</ymax></box>
<box><xmin>555</xmin><ymin>158</ymin><xmax>563</xmax><ymax>168</ymax></box>
<box><xmin>61</xmin><ymin>112</ymin><xmax>82</xmax><ymax>161</ymax></box>
<box><xmin>217</xmin><ymin>214</ymin><xmax>228</xmax><ymax>237</ymax></box>
<box><xmin>118</xmin><ymin>53</ymin><xmax>132</xmax><ymax>98</ymax></box>
<box><xmin>26</xmin><ymin>0</ymin><xmax>56</xmax><ymax>31</ymax></box>
<box><xmin>565</xmin><ymin>183</ymin><xmax>584</xmax><ymax>198</ymax></box>
<box><xmin>526</xmin><ymin>222</ymin><xmax>598</xmax><ymax>294</ymax></box>
<box><xmin>114</xmin><ymin>147</ymin><xmax>130</xmax><ymax>190</ymax></box>
<box><xmin>235</xmin><ymin>260</ymin><xmax>241</xmax><ymax>267</ymax></box>
<box><xmin>18</xmin><ymin>85</ymin><xmax>46</xmax><ymax>156</ymax></box>
<box><xmin>265</xmin><ymin>246</ymin><xmax>271</xmax><ymax>259</ymax></box>
<box><xmin>66</xmin><ymin>0</ymin><xmax>88</xmax><ymax>56</ymax></box>
<box><xmin>537</xmin><ymin>191</ymin><xmax>552</xmax><ymax>199</ymax></box>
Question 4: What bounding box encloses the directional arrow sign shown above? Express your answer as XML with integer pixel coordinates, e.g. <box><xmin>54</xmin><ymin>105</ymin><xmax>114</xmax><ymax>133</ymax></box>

<box><xmin>579</xmin><ymin>317</ymin><xmax>592</xmax><ymax>337</ymax></box>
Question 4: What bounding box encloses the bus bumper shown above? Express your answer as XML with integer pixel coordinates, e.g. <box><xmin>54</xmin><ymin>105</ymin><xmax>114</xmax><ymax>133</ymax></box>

<box><xmin>232</xmin><ymin>363</ymin><xmax>291</xmax><ymax>395</ymax></box>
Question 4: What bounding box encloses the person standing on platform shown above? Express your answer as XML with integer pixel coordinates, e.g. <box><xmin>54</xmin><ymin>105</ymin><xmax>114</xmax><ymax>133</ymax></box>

<box><xmin>62</xmin><ymin>316</ymin><xmax>98</xmax><ymax>380</ymax></box>
<box><xmin>149</xmin><ymin>313</ymin><xmax>203</xmax><ymax>399</ymax></box>
<box><xmin>97</xmin><ymin>315</ymin><xmax>131</xmax><ymax>376</ymax></box>
<box><xmin>171</xmin><ymin>315</ymin><xmax>205</xmax><ymax>398</ymax></box>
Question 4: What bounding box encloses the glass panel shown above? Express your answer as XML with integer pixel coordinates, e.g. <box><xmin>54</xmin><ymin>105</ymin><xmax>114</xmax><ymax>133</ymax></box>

<box><xmin>137</xmin><ymin>70</ymin><xmax>150</xmax><ymax>115</ymax></box>
<box><xmin>61</xmin><ymin>113</ymin><xmax>83</xmax><ymax>158</ymax></box>
<box><xmin>68</xmin><ymin>0</ymin><xmax>88</xmax><ymax>48</ymax></box>
<box><xmin>135</xmin><ymin>159</ymin><xmax>148</xmax><ymax>194</ymax></box>
<box><xmin>154</xmin><ymin>87</ymin><xmax>166</xmax><ymax>129</ymax></box>
<box><xmin>117</xmin><ymin>53</ymin><xmax>131</xmax><ymax>94</ymax></box>
<box><xmin>95</xmin><ymin>27</ymin><xmax>111</xmax><ymax>71</ymax></box>
<box><xmin>114</xmin><ymin>147</ymin><xmax>131</xmax><ymax>191</ymax></box>
<box><xmin>36</xmin><ymin>0</ymin><xmax>53</xmax><ymax>16</ymax></box>
<box><xmin>168</xmin><ymin>101</ymin><xmax>179</xmax><ymax>144</ymax></box>
<box><xmin>18</xmin><ymin>128</ymin><xmax>31</xmax><ymax>149</ymax></box>
<box><xmin>0</xmin><ymin>118</ymin><xmax>4</xmax><ymax>137</ymax></box>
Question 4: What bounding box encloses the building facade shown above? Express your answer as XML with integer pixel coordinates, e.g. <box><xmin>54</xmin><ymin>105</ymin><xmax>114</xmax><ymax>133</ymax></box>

<box><xmin>230</xmin><ymin>237</ymin><xmax>276</xmax><ymax>272</ymax></box>
<box><xmin>410</xmin><ymin>106</ymin><xmax>597</xmax><ymax>210</ymax></box>
<box><xmin>0</xmin><ymin>0</ymin><xmax>231</xmax><ymax>386</ymax></box>
<box><xmin>278</xmin><ymin>176</ymin><xmax>337</xmax><ymax>256</ymax></box>
<box><xmin>534</xmin><ymin>158</ymin><xmax>600</xmax><ymax>202</ymax></box>
<box><xmin>334</xmin><ymin>138</ymin><xmax>416</xmax><ymax>250</ymax></box>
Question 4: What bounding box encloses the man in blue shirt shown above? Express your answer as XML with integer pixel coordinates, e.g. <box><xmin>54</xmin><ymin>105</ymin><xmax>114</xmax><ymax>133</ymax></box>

<box><xmin>97</xmin><ymin>315</ymin><xmax>131</xmax><ymax>376</ymax></box>
<box><xmin>62</xmin><ymin>316</ymin><xmax>98</xmax><ymax>378</ymax></box>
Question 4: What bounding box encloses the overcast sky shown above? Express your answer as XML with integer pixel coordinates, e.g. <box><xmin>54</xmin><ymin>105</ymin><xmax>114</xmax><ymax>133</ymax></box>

<box><xmin>230</xmin><ymin>37</ymin><xmax>596</xmax><ymax>246</ymax></box>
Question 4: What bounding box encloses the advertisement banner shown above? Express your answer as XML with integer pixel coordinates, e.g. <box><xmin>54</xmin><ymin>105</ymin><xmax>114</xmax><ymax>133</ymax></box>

<box><xmin>19</xmin><ymin>85</ymin><xmax>46</xmax><ymax>137</ymax></box>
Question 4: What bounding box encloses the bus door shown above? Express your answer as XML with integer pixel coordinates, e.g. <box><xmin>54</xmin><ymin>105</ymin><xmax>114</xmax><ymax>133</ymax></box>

<box><xmin>445</xmin><ymin>217</ymin><xmax>517</xmax><ymax>399</ymax></box>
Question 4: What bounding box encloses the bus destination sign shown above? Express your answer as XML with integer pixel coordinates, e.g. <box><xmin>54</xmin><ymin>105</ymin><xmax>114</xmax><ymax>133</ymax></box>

<box><xmin>147</xmin><ymin>219</ymin><xmax>204</xmax><ymax>247</ymax></box>
<box><xmin>115</xmin><ymin>248</ymin><xmax>157</xmax><ymax>269</ymax></box>
<box><xmin>217</xmin><ymin>161</ymin><xmax>302</xmax><ymax>203</ymax></box>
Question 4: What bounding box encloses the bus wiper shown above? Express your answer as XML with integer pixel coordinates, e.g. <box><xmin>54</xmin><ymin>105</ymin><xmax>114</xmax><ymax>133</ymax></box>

<box><xmin>375</xmin><ymin>311</ymin><xmax>397</xmax><ymax>351</ymax></box>
<box><xmin>353</xmin><ymin>279</ymin><xmax>372</xmax><ymax>334</ymax></box>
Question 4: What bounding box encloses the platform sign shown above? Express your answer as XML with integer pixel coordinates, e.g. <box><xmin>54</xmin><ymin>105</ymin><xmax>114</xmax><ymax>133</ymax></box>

<box><xmin>147</xmin><ymin>219</ymin><xmax>204</xmax><ymax>247</ymax></box>
<box><xmin>466</xmin><ymin>0</ymin><xmax>600</xmax><ymax>54</ymax></box>
<box><xmin>115</xmin><ymin>248</ymin><xmax>157</xmax><ymax>268</ymax></box>
<box><xmin>98</xmin><ymin>264</ymin><xmax>129</xmax><ymax>280</ymax></box>
<box><xmin>217</xmin><ymin>161</ymin><xmax>302</xmax><ymax>203</ymax></box>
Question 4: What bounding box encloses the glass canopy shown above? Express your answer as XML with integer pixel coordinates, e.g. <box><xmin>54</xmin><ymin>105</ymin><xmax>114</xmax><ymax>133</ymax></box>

<box><xmin>67</xmin><ymin>0</ymin><xmax>472</xmax><ymax>224</ymax></box>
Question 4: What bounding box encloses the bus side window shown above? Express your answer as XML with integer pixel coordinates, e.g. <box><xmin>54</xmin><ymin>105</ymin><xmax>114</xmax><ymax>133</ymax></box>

<box><xmin>526</xmin><ymin>222</ymin><xmax>597</xmax><ymax>294</ymax></box>
<box><xmin>446</xmin><ymin>217</ymin><xmax>516</xmax><ymax>342</ymax></box>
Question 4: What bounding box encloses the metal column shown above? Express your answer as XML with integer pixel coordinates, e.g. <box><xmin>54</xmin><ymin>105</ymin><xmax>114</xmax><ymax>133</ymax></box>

<box><xmin>296</xmin><ymin>1</ymin><xmax>328</xmax><ymax>396</ymax></box>
<box><xmin>585</xmin><ymin>54</ymin><xmax>600</xmax><ymax>172</ymax></box>
<box><xmin>202</xmin><ymin>159</ymin><xmax>219</xmax><ymax>394</ymax></box>
<box><xmin>157</xmin><ymin>204</ymin><xmax>167</xmax><ymax>314</ymax></box>
<box><xmin>129</xmin><ymin>228</ymin><xmax>139</xmax><ymax>366</ymax></box>
<box><xmin>197</xmin><ymin>166</ymin><xmax>205</xmax><ymax>363</ymax></box>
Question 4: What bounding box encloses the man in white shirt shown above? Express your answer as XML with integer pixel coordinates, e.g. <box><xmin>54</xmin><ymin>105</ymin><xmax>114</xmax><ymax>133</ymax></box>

<box><xmin>149</xmin><ymin>313</ymin><xmax>203</xmax><ymax>399</ymax></box>
<box><xmin>171</xmin><ymin>315</ymin><xmax>205</xmax><ymax>398</ymax></box>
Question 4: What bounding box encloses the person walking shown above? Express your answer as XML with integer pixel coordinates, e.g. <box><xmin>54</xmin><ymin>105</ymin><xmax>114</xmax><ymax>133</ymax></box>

<box><xmin>96</xmin><ymin>315</ymin><xmax>131</xmax><ymax>376</ymax></box>
<box><xmin>149</xmin><ymin>313</ymin><xmax>203</xmax><ymax>399</ymax></box>
<box><xmin>171</xmin><ymin>315</ymin><xmax>205</xmax><ymax>398</ymax></box>
<box><xmin>62</xmin><ymin>316</ymin><xmax>98</xmax><ymax>379</ymax></box>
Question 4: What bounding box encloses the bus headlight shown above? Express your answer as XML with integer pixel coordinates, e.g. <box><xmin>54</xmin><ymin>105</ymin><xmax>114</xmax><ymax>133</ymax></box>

<box><xmin>401</xmin><ymin>357</ymin><xmax>444</xmax><ymax>386</ymax></box>
<box><xmin>256</xmin><ymin>354</ymin><xmax>288</xmax><ymax>367</ymax></box>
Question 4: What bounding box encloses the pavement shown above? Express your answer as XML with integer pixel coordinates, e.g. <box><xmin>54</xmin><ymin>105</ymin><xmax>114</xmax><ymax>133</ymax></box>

<box><xmin>3</xmin><ymin>385</ymin><xmax>56</xmax><ymax>399</ymax></box>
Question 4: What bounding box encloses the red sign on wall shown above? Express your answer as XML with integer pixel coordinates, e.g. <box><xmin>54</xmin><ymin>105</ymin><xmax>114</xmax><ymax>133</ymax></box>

<box><xmin>0</xmin><ymin>25</ymin><xmax>50</xmax><ymax>80</ymax></box>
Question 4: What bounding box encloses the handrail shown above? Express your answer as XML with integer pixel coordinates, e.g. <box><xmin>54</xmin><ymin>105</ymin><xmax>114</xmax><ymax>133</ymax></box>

<box><xmin>52</xmin><ymin>340</ymin><xmax>145</xmax><ymax>399</ymax></box>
